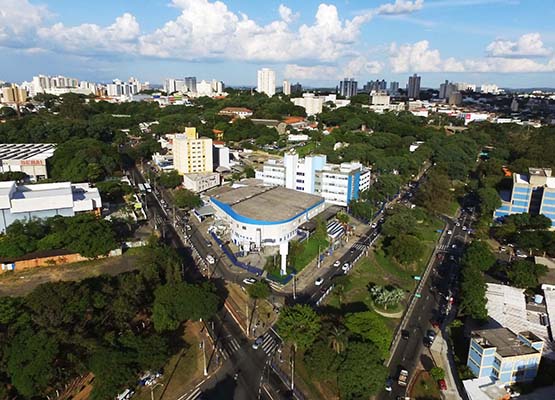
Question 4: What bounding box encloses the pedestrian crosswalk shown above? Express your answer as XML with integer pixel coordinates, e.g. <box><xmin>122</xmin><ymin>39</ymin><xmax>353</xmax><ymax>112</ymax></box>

<box><xmin>219</xmin><ymin>336</ymin><xmax>241</xmax><ymax>360</ymax></box>
<box><xmin>260</xmin><ymin>332</ymin><xmax>280</xmax><ymax>356</ymax></box>
<box><xmin>179</xmin><ymin>387</ymin><xmax>202</xmax><ymax>400</ymax></box>
<box><xmin>352</xmin><ymin>243</ymin><xmax>367</xmax><ymax>251</ymax></box>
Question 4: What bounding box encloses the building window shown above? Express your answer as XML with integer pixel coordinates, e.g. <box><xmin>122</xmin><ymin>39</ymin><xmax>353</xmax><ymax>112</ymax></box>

<box><xmin>242</xmin><ymin>226</ymin><xmax>246</xmax><ymax>230</ymax></box>
<box><xmin>493</xmin><ymin>357</ymin><xmax>501</xmax><ymax>368</ymax></box>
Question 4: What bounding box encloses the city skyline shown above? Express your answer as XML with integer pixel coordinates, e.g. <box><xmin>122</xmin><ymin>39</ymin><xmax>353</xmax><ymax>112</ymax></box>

<box><xmin>0</xmin><ymin>0</ymin><xmax>554</xmax><ymax>87</ymax></box>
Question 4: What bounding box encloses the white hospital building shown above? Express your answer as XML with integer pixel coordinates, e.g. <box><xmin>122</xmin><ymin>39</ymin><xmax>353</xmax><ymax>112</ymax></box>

<box><xmin>255</xmin><ymin>153</ymin><xmax>371</xmax><ymax>206</ymax></box>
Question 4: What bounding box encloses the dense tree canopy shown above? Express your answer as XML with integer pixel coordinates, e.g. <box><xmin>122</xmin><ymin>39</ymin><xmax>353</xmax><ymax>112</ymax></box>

<box><xmin>152</xmin><ymin>282</ymin><xmax>219</xmax><ymax>331</ymax></box>
<box><xmin>49</xmin><ymin>138</ymin><xmax>120</xmax><ymax>182</ymax></box>
<box><xmin>276</xmin><ymin>304</ymin><xmax>321</xmax><ymax>350</ymax></box>
<box><xmin>0</xmin><ymin>214</ymin><xmax>118</xmax><ymax>258</ymax></box>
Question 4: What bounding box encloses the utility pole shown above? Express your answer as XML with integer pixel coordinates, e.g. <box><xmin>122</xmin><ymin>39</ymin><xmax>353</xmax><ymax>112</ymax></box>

<box><xmin>292</xmin><ymin>274</ymin><xmax>297</xmax><ymax>300</ymax></box>
<box><xmin>317</xmin><ymin>245</ymin><xmax>321</xmax><ymax>269</ymax></box>
<box><xmin>246</xmin><ymin>301</ymin><xmax>250</xmax><ymax>338</ymax></box>
<box><xmin>291</xmin><ymin>345</ymin><xmax>296</xmax><ymax>391</ymax></box>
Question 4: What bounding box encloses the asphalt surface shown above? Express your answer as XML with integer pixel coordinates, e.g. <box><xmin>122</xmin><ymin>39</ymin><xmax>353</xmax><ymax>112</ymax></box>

<box><xmin>378</xmin><ymin>208</ymin><xmax>475</xmax><ymax>400</ymax></box>
<box><xmin>129</xmin><ymin>166</ymin><xmax>292</xmax><ymax>400</ymax></box>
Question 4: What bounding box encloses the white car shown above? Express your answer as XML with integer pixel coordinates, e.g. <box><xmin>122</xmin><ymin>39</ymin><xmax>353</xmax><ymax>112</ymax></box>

<box><xmin>447</xmin><ymin>230</ymin><xmax>453</xmax><ymax>235</ymax></box>
<box><xmin>342</xmin><ymin>263</ymin><xmax>350</xmax><ymax>273</ymax></box>
<box><xmin>315</xmin><ymin>277</ymin><xmax>324</xmax><ymax>286</ymax></box>
<box><xmin>243</xmin><ymin>278</ymin><xmax>257</xmax><ymax>285</ymax></box>
<box><xmin>371</xmin><ymin>222</ymin><xmax>377</xmax><ymax>228</ymax></box>
<box><xmin>206</xmin><ymin>255</ymin><xmax>215</xmax><ymax>264</ymax></box>
<box><xmin>456</xmin><ymin>222</ymin><xmax>461</xmax><ymax>227</ymax></box>
<box><xmin>462</xmin><ymin>226</ymin><xmax>467</xmax><ymax>231</ymax></box>
<box><xmin>333</xmin><ymin>260</ymin><xmax>341</xmax><ymax>267</ymax></box>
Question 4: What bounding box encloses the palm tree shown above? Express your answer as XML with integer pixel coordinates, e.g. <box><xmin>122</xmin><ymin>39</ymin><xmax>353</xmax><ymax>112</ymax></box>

<box><xmin>328</xmin><ymin>325</ymin><xmax>348</xmax><ymax>354</ymax></box>
<box><xmin>370</xmin><ymin>285</ymin><xmax>405</xmax><ymax>310</ymax></box>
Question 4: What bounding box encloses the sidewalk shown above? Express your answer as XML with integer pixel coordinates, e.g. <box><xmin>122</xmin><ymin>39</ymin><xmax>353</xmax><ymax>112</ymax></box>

<box><xmin>430</xmin><ymin>330</ymin><xmax>462</xmax><ymax>399</ymax></box>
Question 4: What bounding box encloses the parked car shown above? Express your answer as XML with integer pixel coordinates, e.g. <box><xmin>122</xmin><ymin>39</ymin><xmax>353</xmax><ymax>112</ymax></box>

<box><xmin>206</xmin><ymin>255</ymin><xmax>215</xmax><ymax>264</ymax></box>
<box><xmin>401</xmin><ymin>330</ymin><xmax>410</xmax><ymax>340</ymax></box>
<box><xmin>398</xmin><ymin>369</ymin><xmax>409</xmax><ymax>387</ymax></box>
<box><xmin>425</xmin><ymin>329</ymin><xmax>437</xmax><ymax>347</ymax></box>
<box><xmin>385</xmin><ymin>377</ymin><xmax>393</xmax><ymax>392</ymax></box>
<box><xmin>333</xmin><ymin>260</ymin><xmax>341</xmax><ymax>267</ymax></box>
<box><xmin>315</xmin><ymin>277</ymin><xmax>324</xmax><ymax>286</ymax></box>
<box><xmin>252</xmin><ymin>336</ymin><xmax>264</xmax><ymax>350</ymax></box>
<box><xmin>243</xmin><ymin>278</ymin><xmax>257</xmax><ymax>285</ymax></box>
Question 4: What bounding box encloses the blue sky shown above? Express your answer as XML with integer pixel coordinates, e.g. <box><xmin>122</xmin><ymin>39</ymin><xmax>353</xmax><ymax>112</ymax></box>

<box><xmin>1</xmin><ymin>0</ymin><xmax>554</xmax><ymax>88</ymax></box>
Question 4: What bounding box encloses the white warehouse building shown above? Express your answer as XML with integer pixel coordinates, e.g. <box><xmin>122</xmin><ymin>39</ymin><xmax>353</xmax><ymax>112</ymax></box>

<box><xmin>0</xmin><ymin>181</ymin><xmax>102</xmax><ymax>232</ymax></box>
<box><xmin>210</xmin><ymin>185</ymin><xmax>325</xmax><ymax>275</ymax></box>
<box><xmin>255</xmin><ymin>153</ymin><xmax>371</xmax><ymax>207</ymax></box>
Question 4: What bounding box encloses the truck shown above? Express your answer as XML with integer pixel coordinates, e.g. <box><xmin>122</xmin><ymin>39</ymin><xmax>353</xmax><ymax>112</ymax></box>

<box><xmin>398</xmin><ymin>369</ymin><xmax>409</xmax><ymax>387</ymax></box>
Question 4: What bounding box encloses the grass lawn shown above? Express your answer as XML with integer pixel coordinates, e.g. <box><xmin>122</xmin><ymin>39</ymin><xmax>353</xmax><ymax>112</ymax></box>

<box><xmin>294</xmin><ymin>236</ymin><xmax>328</xmax><ymax>272</ymax></box>
<box><xmin>411</xmin><ymin>371</ymin><xmax>442</xmax><ymax>400</ymax></box>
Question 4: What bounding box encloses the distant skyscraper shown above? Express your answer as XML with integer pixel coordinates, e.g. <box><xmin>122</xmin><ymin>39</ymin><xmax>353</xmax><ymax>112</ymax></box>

<box><xmin>282</xmin><ymin>80</ymin><xmax>291</xmax><ymax>96</ymax></box>
<box><xmin>448</xmin><ymin>91</ymin><xmax>462</xmax><ymax>106</ymax></box>
<box><xmin>291</xmin><ymin>82</ymin><xmax>303</xmax><ymax>93</ymax></box>
<box><xmin>339</xmin><ymin>78</ymin><xmax>357</xmax><ymax>98</ymax></box>
<box><xmin>389</xmin><ymin>81</ymin><xmax>399</xmax><ymax>95</ymax></box>
<box><xmin>257</xmin><ymin>68</ymin><xmax>276</xmax><ymax>96</ymax></box>
<box><xmin>363</xmin><ymin>79</ymin><xmax>387</xmax><ymax>93</ymax></box>
<box><xmin>407</xmin><ymin>74</ymin><xmax>421</xmax><ymax>99</ymax></box>
<box><xmin>439</xmin><ymin>80</ymin><xmax>457</xmax><ymax>100</ymax></box>
<box><xmin>185</xmin><ymin>76</ymin><xmax>197</xmax><ymax>93</ymax></box>
<box><xmin>510</xmin><ymin>97</ymin><xmax>519</xmax><ymax>112</ymax></box>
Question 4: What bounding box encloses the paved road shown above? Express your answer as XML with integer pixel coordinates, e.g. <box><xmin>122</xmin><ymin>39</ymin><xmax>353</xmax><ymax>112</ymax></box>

<box><xmin>129</xmin><ymin>166</ymin><xmax>292</xmax><ymax>400</ymax></box>
<box><xmin>378</xmin><ymin>208</ymin><xmax>475</xmax><ymax>400</ymax></box>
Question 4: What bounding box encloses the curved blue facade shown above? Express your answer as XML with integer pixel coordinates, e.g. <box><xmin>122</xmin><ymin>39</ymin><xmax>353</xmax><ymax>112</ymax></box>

<box><xmin>210</xmin><ymin>196</ymin><xmax>325</xmax><ymax>226</ymax></box>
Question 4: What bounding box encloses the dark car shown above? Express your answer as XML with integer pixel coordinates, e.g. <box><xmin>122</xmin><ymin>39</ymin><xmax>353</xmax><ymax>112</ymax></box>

<box><xmin>401</xmin><ymin>330</ymin><xmax>410</xmax><ymax>340</ymax></box>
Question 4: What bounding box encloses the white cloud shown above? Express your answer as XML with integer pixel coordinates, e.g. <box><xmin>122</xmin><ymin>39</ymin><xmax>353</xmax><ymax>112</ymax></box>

<box><xmin>284</xmin><ymin>64</ymin><xmax>338</xmax><ymax>80</ymax></box>
<box><xmin>278</xmin><ymin>4</ymin><xmax>299</xmax><ymax>24</ymax></box>
<box><xmin>342</xmin><ymin>56</ymin><xmax>384</xmax><ymax>76</ymax></box>
<box><xmin>375</xmin><ymin>0</ymin><xmax>424</xmax><ymax>15</ymax></box>
<box><xmin>0</xmin><ymin>0</ymin><xmax>50</xmax><ymax>47</ymax></box>
<box><xmin>37</xmin><ymin>13</ymin><xmax>140</xmax><ymax>55</ymax></box>
<box><xmin>139</xmin><ymin>0</ymin><xmax>373</xmax><ymax>63</ymax></box>
<box><xmin>390</xmin><ymin>40</ymin><xmax>445</xmax><ymax>72</ymax></box>
<box><xmin>389</xmin><ymin>39</ymin><xmax>555</xmax><ymax>73</ymax></box>
<box><xmin>486</xmin><ymin>33</ymin><xmax>551</xmax><ymax>57</ymax></box>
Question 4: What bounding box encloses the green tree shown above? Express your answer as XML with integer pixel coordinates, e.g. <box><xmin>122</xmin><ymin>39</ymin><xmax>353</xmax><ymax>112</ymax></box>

<box><xmin>157</xmin><ymin>170</ymin><xmax>182</xmax><ymax>189</ymax></box>
<box><xmin>88</xmin><ymin>348</ymin><xmax>136</xmax><ymax>400</ymax></box>
<box><xmin>49</xmin><ymin>138</ymin><xmax>120</xmax><ymax>182</ymax></box>
<box><xmin>507</xmin><ymin>260</ymin><xmax>548</xmax><ymax>289</ymax></box>
<box><xmin>173</xmin><ymin>188</ymin><xmax>202</xmax><ymax>209</ymax></box>
<box><xmin>6</xmin><ymin>330</ymin><xmax>59</xmax><ymax>398</ymax></box>
<box><xmin>344</xmin><ymin>311</ymin><xmax>392</xmax><ymax>358</ymax></box>
<box><xmin>337</xmin><ymin>341</ymin><xmax>388</xmax><ymax>400</ymax></box>
<box><xmin>430</xmin><ymin>367</ymin><xmax>445</xmax><ymax>381</ymax></box>
<box><xmin>303</xmin><ymin>340</ymin><xmax>341</xmax><ymax>380</ymax></box>
<box><xmin>415</xmin><ymin>171</ymin><xmax>453</xmax><ymax>214</ymax></box>
<box><xmin>246</xmin><ymin>281</ymin><xmax>271</xmax><ymax>300</ymax></box>
<box><xmin>459</xmin><ymin>267</ymin><xmax>488</xmax><ymax>320</ymax></box>
<box><xmin>478</xmin><ymin>187</ymin><xmax>502</xmax><ymax>214</ymax></box>
<box><xmin>386</xmin><ymin>234</ymin><xmax>424</xmax><ymax>265</ymax></box>
<box><xmin>152</xmin><ymin>282</ymin><xmax>219</xmax><ymax>331</ymax></box>
<box><xmin>328</xmin><ymin>325</ymin><xmax>348</xmax><ymax>354</ymax></box>
<box><xmin>381</xmin><ymin>208</ymin><xmax>419</xmax><ymax>238</ymax></box>
<box><xmin>276</xmin><ymin>304</ymin><xmax>321</xmax><ymax>351</ymax></box>
<box><xmin>461</xmin><ymin>241</ymin><xmax>496</xmax><ymax>272</ymax></box>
